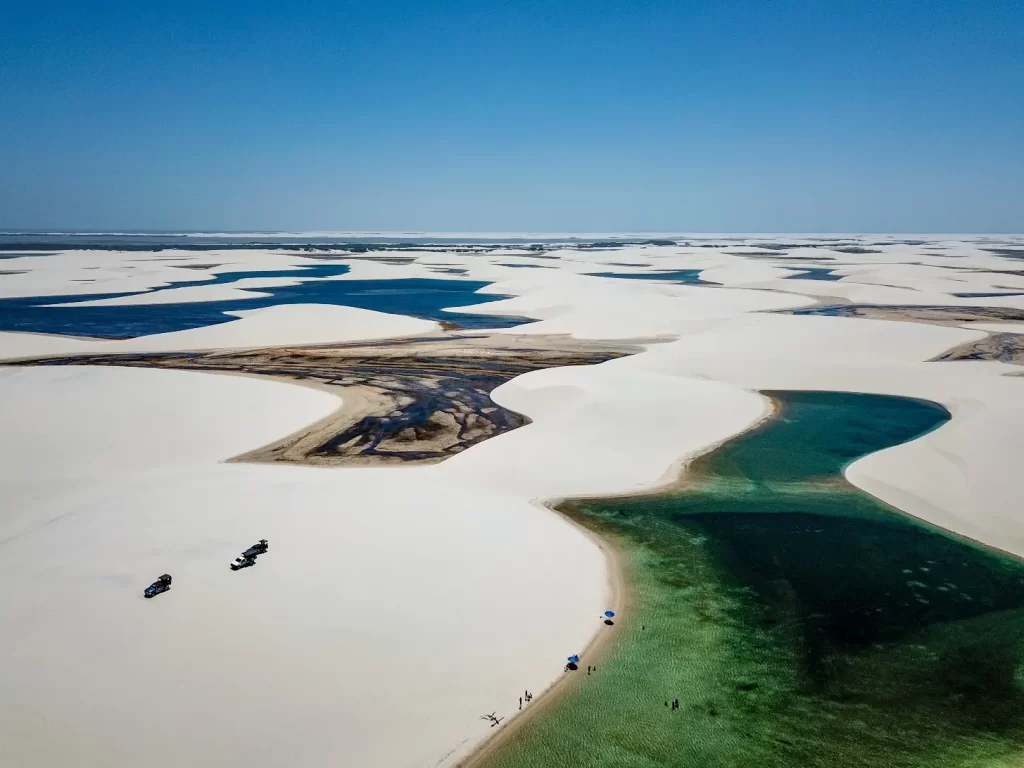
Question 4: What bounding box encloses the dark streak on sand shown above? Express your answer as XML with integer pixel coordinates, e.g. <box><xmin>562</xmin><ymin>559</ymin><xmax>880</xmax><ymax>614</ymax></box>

<box><xmin>780</xmin><ymin>304</ymin><xmax>1024</xmax><ymax>363</ymax></box>
<box><xmin>985</xmin><ymin>249</ymin><xmax>1024</xmax><ymax>261</ymax></box>
<box><xmin>933</xmin><ymin>332</ymin><xmax>1024</xmax><ymax>365</ymax></box>
<box><xmin>786</xmin><ymin>304</ymin><xmax>1024</xmax><ymax>325</ymax></box>
<box><xmin>15</xmin><ymin>334</ymin><xmax>634</xmax><ymax>466</ymax></box>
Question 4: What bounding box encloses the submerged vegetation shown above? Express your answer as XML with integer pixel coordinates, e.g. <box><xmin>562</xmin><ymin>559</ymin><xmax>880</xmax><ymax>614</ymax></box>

<box><xmin>481</xmin><ymin>392</ymin><xmax>1024</xmax><ymax>768</ymax></box>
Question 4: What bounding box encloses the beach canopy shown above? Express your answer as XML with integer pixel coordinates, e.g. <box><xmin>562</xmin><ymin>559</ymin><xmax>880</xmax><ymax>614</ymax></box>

<box><xmin>604</xmin><ymin>611</ymin><xmax>615</xmax><ymax>618</ymax></box>
<box><xmin>568</xmin><ymin>655</ymin><xmax>580</xmax><ymax>663</ymax></box>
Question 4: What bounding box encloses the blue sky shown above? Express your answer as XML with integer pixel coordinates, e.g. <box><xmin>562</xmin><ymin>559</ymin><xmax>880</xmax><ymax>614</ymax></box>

<box><xmin>1</xmin><ymin>0</ymin><xmax>1021</xmax><ymax>232</ymax></box>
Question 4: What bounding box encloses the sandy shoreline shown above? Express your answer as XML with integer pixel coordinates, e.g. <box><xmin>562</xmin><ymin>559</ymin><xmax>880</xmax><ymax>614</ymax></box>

<box><xmin>456</xmin><ymin>504</ymin><xmax>627</xmax><ymax>768</ymax></box>
<box><xmin>457</xmin><ymin>393</ymin><xmax>779</xmax><ymax>765</ymax></box>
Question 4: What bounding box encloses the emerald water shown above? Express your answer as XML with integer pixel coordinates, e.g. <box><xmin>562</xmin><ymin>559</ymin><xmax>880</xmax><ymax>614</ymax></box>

<box><xmin>484</xmin><ymin>391</ymin><xmax>1024</xmax><ymax>768</ymax></box>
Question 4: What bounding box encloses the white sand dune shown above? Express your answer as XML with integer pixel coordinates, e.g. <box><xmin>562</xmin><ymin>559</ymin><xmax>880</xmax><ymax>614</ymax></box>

<box><xmin>2</xmin><ymin>235</ymin><xmax>1024</xmax><ymax>767</ymax></box>
<box><xmin>435</xmin><ymin>367</ymin><xmax>770</xmax><ymax>499</ymax></box>
<box><xmin>0</xmin><ymin>366</ymin><xmax>340</xmax><ymax>543</ymax></box>
<box><xmin>114</xmin><ymin>304</ymin><xmax>439</xmax><ymax>352</ymax></box>
<box><xmin>0</xmin><ymin>365</ymin><xmax>610</xmax><ymax>768</ymax></box>
<box><xmin>449</xmin><ymin>274</ymin><xmax>817</xmax><ymax>338</ymax></box>
<box><xmin>0</xmin><ymin>330</ymin><xmax>102</xmax><ymax>359</ymax></box>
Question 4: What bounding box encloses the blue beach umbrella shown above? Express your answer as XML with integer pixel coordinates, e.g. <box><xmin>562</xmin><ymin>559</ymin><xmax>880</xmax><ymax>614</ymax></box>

<box><xmin>568</xmin><ymin>655</ymin><xmax>580</xmax><ymax>664</ymax></box>
<box><xmin>604</xmin><ymin>611</ymin><xmax>615</xmax><ymax>618</ymax></box>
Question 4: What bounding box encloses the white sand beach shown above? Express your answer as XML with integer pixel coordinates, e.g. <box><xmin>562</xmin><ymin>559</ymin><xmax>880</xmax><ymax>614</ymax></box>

<box><xmin>1</xmin><ymin>235</ymin><xmax>1024</xmax><ymax>766</ymax></box>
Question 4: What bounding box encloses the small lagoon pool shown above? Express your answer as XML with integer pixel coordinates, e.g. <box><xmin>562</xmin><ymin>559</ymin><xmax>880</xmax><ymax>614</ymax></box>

<box><xmin>585</xmin><ymin>269</ymin><xmax>716</xmax><ymax>285</ymax></box>
<box><xmin>784</xmin><ymin>267</ymin><xmax>844</xmax><ymax>281</ymax></box>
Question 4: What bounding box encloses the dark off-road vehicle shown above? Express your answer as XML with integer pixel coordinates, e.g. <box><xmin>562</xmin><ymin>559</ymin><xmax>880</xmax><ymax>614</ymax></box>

<box><xmin>144</xmin><ymin>574</ymin><xmax>172</xmax><ymax>598</ymax></box>
<box><xmin>241</xmin><ymin>539</ymin><xmax>269</xmax><ymax>559</ymax></box>
<box><xmin>231</xmin><ymin>539</ymin><xmax>268</xmax><ymax>570</ymax></box>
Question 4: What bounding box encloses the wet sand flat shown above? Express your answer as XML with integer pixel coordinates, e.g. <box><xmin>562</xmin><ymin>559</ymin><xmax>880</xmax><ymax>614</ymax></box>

<box><xmin>787</xmin><ymin>303</ymin><xmax>1024</xmax><ymax>325</ymax></box>
<box><xmin>12</xmin><ymin>334</ymin><xmax>637</xmax><ymax>466</ymax></box>
<box><xmin>932</xmin><ymin>331</ymin><xmax>1024</xmax><ymax>365</ymax></box>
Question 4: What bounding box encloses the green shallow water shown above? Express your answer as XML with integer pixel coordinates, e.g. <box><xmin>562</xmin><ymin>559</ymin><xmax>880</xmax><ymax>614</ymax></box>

<box><xmin>483</xmin><ymin>391</ymin><xmax>1024</xmax><ymax>768</ymax></box>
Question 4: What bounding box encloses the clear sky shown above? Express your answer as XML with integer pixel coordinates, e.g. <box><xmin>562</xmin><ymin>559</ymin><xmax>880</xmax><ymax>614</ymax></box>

<box><xmin>1</xmin><ymin>0</ymin><xmax>1021</xmax><ymax>233</ymax></box>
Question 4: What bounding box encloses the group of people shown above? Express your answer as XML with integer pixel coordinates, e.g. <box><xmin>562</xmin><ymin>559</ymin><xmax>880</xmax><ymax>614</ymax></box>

<box><xmin>665</xmin><ymin>698</ymin><xmax>680</xmax><ymax>710</ymax></box>
<box><xmin>518</xmin><ymin>691</ymin><xmax>533</xmax><ymax>710</ymax></box>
